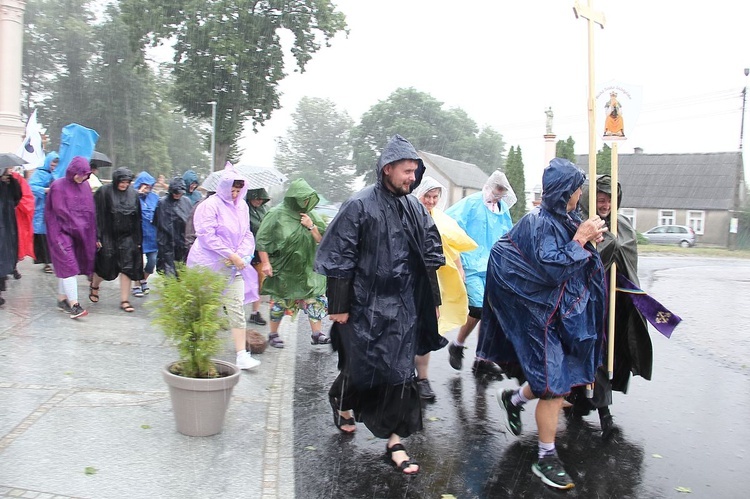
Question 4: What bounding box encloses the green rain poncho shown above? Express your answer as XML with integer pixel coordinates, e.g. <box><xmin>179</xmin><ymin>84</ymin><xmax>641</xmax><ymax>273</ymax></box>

<box><xmin>255</xmin><ymin>179</ymin><xmax>327</xmax><ymax>300</ymax></box>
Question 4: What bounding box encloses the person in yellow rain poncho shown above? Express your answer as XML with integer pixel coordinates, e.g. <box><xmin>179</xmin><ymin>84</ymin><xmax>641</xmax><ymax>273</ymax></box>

<box><xmin>411</xmin><ymin>176</ymin><xmax>477</xmax><ymax>400</ymax></box>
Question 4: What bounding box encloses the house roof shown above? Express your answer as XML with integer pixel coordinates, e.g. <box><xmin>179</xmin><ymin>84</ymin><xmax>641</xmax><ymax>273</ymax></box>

<box><xmin>575</xmin><ymin>152</ymin><xmax>744</xmax><ymax>210</ymax></box>
<box><xmin>418</xmin><ymin>150</ymin><xmax>488</xmax><ymax>190</ymax></box>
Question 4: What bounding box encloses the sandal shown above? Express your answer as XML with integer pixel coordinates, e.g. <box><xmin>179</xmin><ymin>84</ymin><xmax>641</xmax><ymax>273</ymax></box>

<box><xmin>88</xmin><ymin>285</ymin><xmax>100</xmax><ymax>303</ymax></box>
<box><xmin>385</xmin><ymin>443</ymin><xmax>419</xmax><ymax>475</ymax></box>
<box><xmin>311</xmin><ymin>332</ymin><xmax>332</xmax><ymax>345</ymax></box>
<box><xmin>330</xmin><ymin>397</ymin><xmax>356</xmax><ymax>434</ymax></box>
<box><xmin>43</xmin><ymin>265</ymin><xmax>53</xmax><ymax>274</ymax></box>
<box><xmin>268</xmin><ymin>333</ymin><xmax>285</xmax><ymax>348</ymax></box>
<box><xmin>120</xmin><ymin>300</ymin><xmax>135</xmax><ymax>313</ymax></box>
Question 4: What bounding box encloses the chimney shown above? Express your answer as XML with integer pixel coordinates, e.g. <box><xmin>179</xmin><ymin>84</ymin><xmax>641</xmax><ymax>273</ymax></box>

<box><xmin>633</xmin><ymin>147</ymin><xmax>643</xmax><ymax>154</ymax></box>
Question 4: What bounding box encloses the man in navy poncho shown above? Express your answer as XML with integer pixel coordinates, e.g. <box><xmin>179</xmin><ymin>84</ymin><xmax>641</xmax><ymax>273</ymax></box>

<box><xmin>314</xmin><ymin>134</ymin><xmax>445</xmax><ymax>475</ymax></box>
<box><xmin>477</xmin><ymin>158</ymin><xmax>608</xmax><ymax>490</ymax></box>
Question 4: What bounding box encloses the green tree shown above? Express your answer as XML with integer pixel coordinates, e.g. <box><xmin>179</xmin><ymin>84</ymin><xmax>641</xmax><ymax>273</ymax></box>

<box><xmin>121</xmin><ymin>0</ymin><xmax>348</xmax><ymax>169</ymax></box>
<box><xmin>274</xmin><ymin>97</ymin><xmax>355</xmax><ymax>203</ymax></box>
<box><xmin>352</xmin><ymin>88</ymin><xmax>505</xmax><ymax>183</ymax></box>
<box><xmin>27</xmin><ymin>0</ymin><xmax>96</xmax><ymax>143</ymax></box>
<box><xmin>22</xmin><ymin>1</ymin><xmax>208</xmax><ymax>177</ymax></box>
<box><xmin>555</xmin><ymin>136</ymin><xmax>576</xmax><ymax>162</ymax></box>
<box><xmin>505</xmin><ymin>146</ymin><xmax>527</xmax><ymax>223</ymax></box>
<box><xmin>21</xmin><ymin>0</ymin><xmax>61</xmax><ymax>116</ymax></box>
<box><xmin>597</xmin><ymin>143</ymin><xmax>612</xmax><ymax>175</ymax></box>
<box><xmin>166</xmin><ymin>112</ymin><xmax>212</xmax><ymax>177</ymax></box>
<box><xmin>473</xmin><ymin>127</ymin><xmax>507</xmax><ymax>175</ymax></box>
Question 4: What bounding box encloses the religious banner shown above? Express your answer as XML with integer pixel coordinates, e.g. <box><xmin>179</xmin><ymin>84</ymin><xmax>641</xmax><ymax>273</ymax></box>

<box><xmin>16</xmin><ymin>109</ymin><xmax>45</xmax><ymax>170</ymax></box>
<box><xmin>597</xmin><ymin>80</ymin><xmax>643</xmax><ymax>141</ymax></box>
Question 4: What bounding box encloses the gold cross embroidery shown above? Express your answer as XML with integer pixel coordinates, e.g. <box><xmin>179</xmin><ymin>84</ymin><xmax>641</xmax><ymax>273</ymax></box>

<box><xmin>656</xmin><ymin>311</ymin><xmax>672</xmax><ymax>324</ymax></box>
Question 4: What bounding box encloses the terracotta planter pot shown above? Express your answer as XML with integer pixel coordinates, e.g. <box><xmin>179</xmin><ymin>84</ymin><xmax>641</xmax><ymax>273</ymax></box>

<box><xmin>162</xmin><ymin>359</ymin><xmax>241</xmax><ymax>437</ymax></box>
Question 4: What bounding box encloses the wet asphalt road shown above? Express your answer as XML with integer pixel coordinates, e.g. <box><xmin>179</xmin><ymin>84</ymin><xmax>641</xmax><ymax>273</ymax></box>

<box><xmin>293</xmin><ymin>256</ymin><xmax>750</xmax><ymax>498</ymax></box>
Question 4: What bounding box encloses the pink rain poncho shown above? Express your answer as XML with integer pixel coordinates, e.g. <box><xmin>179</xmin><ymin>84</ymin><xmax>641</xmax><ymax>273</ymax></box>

<box><xmin>45</xmin><ymin>156</ymin><xmax>97</xmax><ymax>278</ymax></box>
<box><xmin>186</xmin><ymin>164</ymin><xmax>259</xmax><ymax>304</ymax></box>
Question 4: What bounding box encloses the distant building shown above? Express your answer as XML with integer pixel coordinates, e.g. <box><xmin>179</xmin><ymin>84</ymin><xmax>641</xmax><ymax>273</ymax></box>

<box><xmin>418</xmin><ymin>151</ymin><xmax>489</xmax><ymax>207</ymax></box>
<box><xmin>576</xmin><ymin>150</ymin><xmax>746</xmax><ymax>247</ymax></box>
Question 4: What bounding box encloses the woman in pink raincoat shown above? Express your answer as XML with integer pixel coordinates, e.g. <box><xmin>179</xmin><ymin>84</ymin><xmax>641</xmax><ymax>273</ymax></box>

<box><xmin>187</xmin><ymin>164</ymin><xmax>260</xmax><ymax>370</ymax></box>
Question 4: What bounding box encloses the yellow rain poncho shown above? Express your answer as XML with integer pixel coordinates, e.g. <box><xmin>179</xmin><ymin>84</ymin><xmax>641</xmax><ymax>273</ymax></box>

<box><xmin>413</xmin><ymin>177</ymin><xmax>477</xmax><ymax>334</ymax></box>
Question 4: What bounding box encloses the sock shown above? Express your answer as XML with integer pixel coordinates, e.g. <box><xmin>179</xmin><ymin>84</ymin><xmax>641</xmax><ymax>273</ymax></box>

<box><xmin>236</xmin><ymin>349</ymin><xmax>247</xmax><ymax>356</ymax></box>
<box><xmin>538</xmin><ymin>441</ymin><xmax>556</xmax><ymax>459</ymax></box>
<box><xmin>511</xmin><ymin>387</ymin><xmax>530</xmax><ymax>407</ymax></box>
<box><xmin>453</xmin><ymin>340</ymin><xmax>465</xmax><ymax>347</ymax></box>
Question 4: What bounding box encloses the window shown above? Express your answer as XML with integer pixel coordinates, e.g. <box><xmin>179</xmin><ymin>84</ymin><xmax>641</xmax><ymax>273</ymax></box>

<box><xmin>687</xmin><ymin>210</ymin><xmax>705</xmax><ymax>235</ymax></box>
<box><xmin>658</xmin><ymin>210</ymin><xmax>675</xmax><ymax>226</ymax></box>
<box><xmin>620</xmin><ymin>208</ymin><xmax>636</xmax><ymax>228</ymax></box>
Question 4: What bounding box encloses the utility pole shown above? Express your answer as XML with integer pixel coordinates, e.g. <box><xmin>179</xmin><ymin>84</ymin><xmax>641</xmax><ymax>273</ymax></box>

<box><xmin>209</xmin><ymin>101</ymin><xmax>217</xmax><ymax>173</ymax></box>
<box><xmin>740</xmin><ymin>68</ymin><xmax>749</xmax><ymax>151</ymax></box>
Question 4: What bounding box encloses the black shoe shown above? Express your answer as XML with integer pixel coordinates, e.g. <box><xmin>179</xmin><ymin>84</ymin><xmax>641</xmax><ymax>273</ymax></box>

<box><xmin>311</xmin><ymin>332</ymin><xmax>332</xmax><ymax>345</ymax></box>
<box><xmin>600</xmin><ymin>414</ymin><xmax>620</xmax><ymax>441</ymax></box>
<box><xmin>472</xmin><ymin>359</ymin><xmax>504</xmax><ymax>379</ymax></box>
<box><xmin>248</xmin><ymin>312</ymin><xmax>267</xmax><ymax>326</ymax></box>
<box><xmin>12</xmin><ymin>269</ymin><xmax>21</xmax><ymax>279</ymax></box>
<box><xmin>417</xmin><ymin>378</ymin><xmax>436</xmax><ymax>401</ymax></box>
<box><xmin>532</xmin><ymin>454</ymin><xmax>575</xmax><ymax>490</ymax></box>
<box><xmin>498</xmin><ymin>389</ymin><xmax>524</xmax><ymax>436</ymax></box>
<box><xmin>57</xmin><ymin>300</ymin><xmax>73</xmax><ymax>314</ymax></box>
<box><xmin>69</xmin><ymin>303</ymin><xmax>88</xmax><ymax>319</ymax></box>
<box><xmin>448</xmin><ymin>343</ymin><xmax>464</xmax><ymax>370</ymax></box>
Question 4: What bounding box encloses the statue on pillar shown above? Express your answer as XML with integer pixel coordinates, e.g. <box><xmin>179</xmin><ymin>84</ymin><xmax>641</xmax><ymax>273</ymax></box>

<box><xmin>545</xmin><ymin>107</ymin><xmax>554</xmax><ymax>135</ymax></box>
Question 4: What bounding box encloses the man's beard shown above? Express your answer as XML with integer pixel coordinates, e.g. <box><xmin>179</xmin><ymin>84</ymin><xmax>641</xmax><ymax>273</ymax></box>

<box><xmin>382</xmin><ymin>175</ymin><xmax>411</xmax><ymax>197</ymax></box>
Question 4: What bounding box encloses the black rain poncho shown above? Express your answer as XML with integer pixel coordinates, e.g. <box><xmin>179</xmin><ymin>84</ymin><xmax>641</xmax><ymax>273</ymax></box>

<box><xmin>477</xmin><ymin>158</ymin><xmax>607</xmax><ymax>397</ymax></box>
<box><xmin>314</xmin><ymin>134</ymin><xmax>446</xmax><ymax>438</ymax></box>
<box><xmin>94</xmin><ymin>168</ymin><xmax>144</xmax><ymax>281</ymax></box>
<box><xmin>154</xmin><ymin>177</ymin><xmax>193</xmax><ymax>276</ymax></box>
<box><xmin>0</xmin><ymin>173</ymin><xmax>21</xmax><ymax>278</ymax></box>
<box><xmin>575</xmin><ymin>175</ymin><xmax>652</xmax><ymax>404</ymax></box>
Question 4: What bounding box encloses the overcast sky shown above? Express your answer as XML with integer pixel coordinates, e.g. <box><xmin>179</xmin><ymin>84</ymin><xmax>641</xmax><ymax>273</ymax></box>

<box><xmin>236</xmin><ymin>0</ymin><xmax>750</xmax><ymax>188</ymax></box>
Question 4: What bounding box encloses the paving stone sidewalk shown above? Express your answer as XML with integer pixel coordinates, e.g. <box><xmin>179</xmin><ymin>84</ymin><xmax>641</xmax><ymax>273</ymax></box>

<box><xmin>0</xmin><ymin>259</ymin><xmax>295</xmax><ymax>499</ymax></box>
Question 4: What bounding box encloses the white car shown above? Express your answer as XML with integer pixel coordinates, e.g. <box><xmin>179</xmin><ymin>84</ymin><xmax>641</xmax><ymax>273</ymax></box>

<box><xmin>642</xmin><ymin>225</ymin><xmax>696</xmax><ymax>248</ymax></box>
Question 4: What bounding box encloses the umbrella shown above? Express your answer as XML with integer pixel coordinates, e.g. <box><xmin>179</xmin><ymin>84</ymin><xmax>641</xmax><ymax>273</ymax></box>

<box><xmin>199</xmin><ymin>164</ymin><xmax>287</xmax><ymax>192</ymax></box>
<box><xmin>90</xmin><ymin>150</ymin><xmax>112</xmax><ymax>168</ymax></box>
<box><xmin>234</xmin><ymin>164</ymin><xmax>287</xmax><ymax>187</ymax></box>
<box><xmin>0</xmin><ymin>153</ymin><xmax>28</xmax><ymax>169</ymax></box>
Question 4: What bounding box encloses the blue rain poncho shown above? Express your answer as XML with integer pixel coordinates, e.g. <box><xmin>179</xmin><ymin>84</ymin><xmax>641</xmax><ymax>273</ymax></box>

<box><xmin>133</xmin><ymin>172</ymin><xmax>159</xmax><ymax>254</ymax></box>
<box><xmin>444</xmin><ymin>171</ymin><xmax>515</xmax><ymax>307</ymax></box>
<box><xmin>477</xmin><ymin>158</ymin><xmax>607</xmax><ymax>397</ymax></box>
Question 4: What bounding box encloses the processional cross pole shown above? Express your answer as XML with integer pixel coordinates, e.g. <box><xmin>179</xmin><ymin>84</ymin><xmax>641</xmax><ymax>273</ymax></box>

<box><xmin>573</xmin><ymin>0</ymin><xmax>605</xmax><ymax>213</ymax></box>
<box><xmin>574</xmin><ymin>1</ymin><xmax>615</xmax><ymax>385</ymax></box>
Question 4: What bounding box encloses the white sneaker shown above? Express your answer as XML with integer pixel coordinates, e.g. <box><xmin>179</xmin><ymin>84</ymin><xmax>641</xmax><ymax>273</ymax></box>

<box><xmin>236</xmin><ymin>351</ymin><xmax>260</xmax><ymax>370</ymax></box>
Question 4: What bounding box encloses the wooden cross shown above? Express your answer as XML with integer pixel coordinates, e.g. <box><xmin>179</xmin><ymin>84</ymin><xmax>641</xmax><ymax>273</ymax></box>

<box><xmin>574</xmin><ymin>1</ymin><xmax>615</xmax><ymax>385</ymax></box>
<box><xmin>573</xmin><ymin>0</ymin><xmax>605</xmax><ymax>214</ymax></box>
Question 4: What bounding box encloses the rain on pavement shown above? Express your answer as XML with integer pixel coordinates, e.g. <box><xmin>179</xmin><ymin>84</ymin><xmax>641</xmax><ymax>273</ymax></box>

<box><xmin>293</xmin><ymin>256</ymin><xmax>750</xmax><ymax>498</ymax></box>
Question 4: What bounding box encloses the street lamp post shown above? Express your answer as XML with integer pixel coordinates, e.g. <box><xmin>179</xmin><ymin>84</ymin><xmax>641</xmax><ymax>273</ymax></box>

<box><xmin>740</xmin><ymin>68</ymin><xmax>749</xmax><ymax>151</ymax></box>
<box><xmin>208</xmin><ymin>101</ymin><xmax>217</xmax><ymax>173</ymax></box>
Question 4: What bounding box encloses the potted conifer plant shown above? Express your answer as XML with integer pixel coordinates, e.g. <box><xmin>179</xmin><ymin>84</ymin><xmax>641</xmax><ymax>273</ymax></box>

<box><xmin>150</xmin><ymin>263</ymin><xmax>241</xmax><ymax>436</ymax></box>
